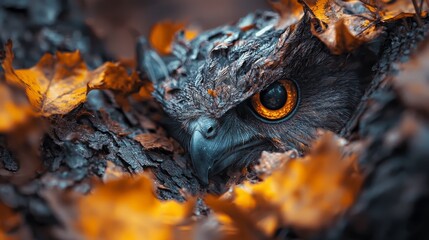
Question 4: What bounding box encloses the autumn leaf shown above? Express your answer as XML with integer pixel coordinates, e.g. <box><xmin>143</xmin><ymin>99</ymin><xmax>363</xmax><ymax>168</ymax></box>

<box><xmin>132</xmin><ymin>79</ymin><xmax>154</xmax><ymax>101</ymax></box>
<box><xmin>134</xmin><ymin>133</ymin><xmax>175</xmax><ymax>152</ymax></box>
<box><xmin>75</xmin><ymin>174</ymin><xmax>194</xmax><ymax>240</ymax></box>
<box><xmin>268</xmin><ymin>0</ymin><xmax>304</xmax><ymax>28</ymax></box>
<box><xmin>362</xmin><ymin>0</ymin><xmax>429</xmax><ymax>21</ymax></box>
<box><xmin>304</xmin><ymin>0</ymin><xmax>382</xmax><ymax>54</ymax></box>
<box><xmin>301</xmin><ymin>0</ymin><xmax>429</xmax><ymax>54</ymax></box>
<box><xmin>150</xmin><ymin>20</ymin><xmax>198</xmax><ymax>55</ymax></box>
<box><xmin>0</xmin><ymin>81</ymin><xmax>32</xmax><ymax>132</ymax></box>
<box><xmin>2</xmin><ymin>42</ymin><xmax>141</xmax><ymax>116</ymax></box>
<box><xmin>208</xmin><ymin>132</ymin><xmax>363</xmax><ymax>233</ymax></box>
<box><xmin>205</xmin><ymin>195</ymin><xmax>272</xmax><ymax>240</ymax></box>
<box><xmin>88</xmin><ymin>63</ymin><xmax>142</xmax><ymax>94</ymax></box>
<box><xmin>313</xmin><ymin>18</ymin><xmax>367</xmax><ymax>54</ymax></box>
<box><xmin>304</xmin><ymin>0</ymin><xmax>330</xmax><ymax>22</ymax></box>
<box><xmin>3</xmin><ymin>43</ymin><xmax>88</xmax><ymax>116</ymax></box>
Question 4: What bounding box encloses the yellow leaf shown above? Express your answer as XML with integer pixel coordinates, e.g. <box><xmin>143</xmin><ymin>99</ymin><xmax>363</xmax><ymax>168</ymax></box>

<box><xmin>134</xmin><ymin>133</ymin><xmax>175</xmax><ymax>152</ymax></box>
<box><xmin>209</xmin><ymin>132</ymin><xmax>363</xmax><ymax>234</ymax></box>
<box><xmin>76</xmin><ymin>174</ymin><xmax>193</xmax><ymax>240</ymax></box>
<box><xmin>269</xmin><ymin>0</ymin><xmax>304</xmax><ymax>28</ymax></box>
<box><xmin>0</xmin><ymin>81</ymin><xmax>32</xmax><ymax>132</ymax></box>
<box><xmin>306</xmin><ymin>0</ymin><xmax>382</xmax><ymax>54</ymax></box>
<box><xmin>364</xmin><ymin>0</ymin><xmax>428</xmax><ymax>21</ymax></box>
<box><xmin>88</xmin><ymin>63</ymin><xmax>141</xmax><ymax>94</ymax></box>
<box><xmin>313</xmin><ymin>18</ymin><xmax>366</xmax><ymax>54</ymax></box>
<box><xmin>150</xmin><ymin>21</ymin><xmax>198</xmax><ymax>55</ymax></box>
<box><xmin>134</xmin><ymin>79</ymin><xmax>154</xmax><ymax>101</ymax></box>
<box><xmin>205</xmin><ymin>195</ymin><xmax>271</xmax><ymax>240</ymax></box>
<box><xmin>305</xmin><ymin>0</ymin><xmax>330</xmax><ymax>23</ymax></box>
<box><xmin>304</xmin><ymin>0</ymin><xmax>428</xmax><ymax>53</ymax></box>
<box><xmin>2</xmin><ymin>42</ymin><xmax>140</xmax><ymax>116</ymax></box>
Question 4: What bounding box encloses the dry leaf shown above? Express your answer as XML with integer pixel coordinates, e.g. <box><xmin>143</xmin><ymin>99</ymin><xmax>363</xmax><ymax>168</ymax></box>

<box><xmin>3</xmin><ymin>42</ymin><xmax>89</xmax><ymax>116</ymax></box>
<box><xmin>362</xmin><ymin>0</ymin><xmax>428</xmax><ymax>21</ymax></box>
<box><xmin>134</xmin><ymin>133</ymin><xmax>175</xmax><ymax>152</ymax></box>
<box><xmin>302</xmin><ymin>0</ymin><xmax>428</xmax><ymax>53</ymax></box>
<box><xmin>313</xmin><ymin>18</ymin><xmax>367</xmax><ymax>54</ymax></box>
<box><xmin>305</xmin><ymin>0</ymin><xmax>381</xmax><ymax>54</ymax></box>
<box><xmin>150</xmin><ymin>21</ymin><xmax>198</xmax><ymax>55</ymax></box>
<box><xmin>209</xmin><ymin>132</ymin><xmax>363</xmax><ymax>233</ymax></box>
<box><xmin>2</xmin><ymin>42</ymin><xmax>140</xmax><ymax>116</ymax></box>
<box><xmin>268</xmin><ymin>0</ymin><xmax>304</xmax><ymax>28</ymax></box>
<box><xmin>133</xmin><ymin>79</ymin><xmax>154</xmax><ymax>101</ymax></box>
<box><xmin>0</xmin><ymin>81</ymin><xmax>32</xmax><ymax>132</ymax></box>
<box><xmin>88</xmin><ymin>64</ymin><xmax>142</xmax><ymax>94</ymax></box>
<box><xmin>205</xmin><ymin>195</ymin><xmax>271</xmax><ymax>240</ymax></box>
<box><xmin>76</xmin><ymin>174</ymin><xmax>193</xmax><ymax>240</ymax></box>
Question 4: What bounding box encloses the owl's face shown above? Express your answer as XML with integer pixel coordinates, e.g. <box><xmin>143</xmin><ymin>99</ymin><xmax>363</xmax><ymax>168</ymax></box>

<box><xmin>139</xmin><ymin>12</ymin><xmax>368</xmax><ymax>185</ymax></box>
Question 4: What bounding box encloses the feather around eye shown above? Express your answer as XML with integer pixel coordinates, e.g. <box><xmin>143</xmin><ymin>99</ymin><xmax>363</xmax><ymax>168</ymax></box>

<box><xmin>251</xmin><ymin>79</ymin><xmax>298</xmax><ymax>121</ymax></box>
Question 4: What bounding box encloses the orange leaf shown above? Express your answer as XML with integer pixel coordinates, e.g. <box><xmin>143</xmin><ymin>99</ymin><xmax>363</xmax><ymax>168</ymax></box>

<box><xmin>306</xmin><ymin>0</ymin><xmax>382</xmax><ymax>54</ymax></box>
<box><xmin>205</xmin><ymin>195</ymin><xmax>271</xmax><ymax>240</ymax></box>
<box><xmin>0</xmin><ymin>81</ymin><xmax>32</xmax><ymax>132</ymax></box>
<box><xmin>134</xmin><ymin>79</ymin><xmax>154</xmax><ymax>101</ymax></box>
<box><xmin>134</xmin><ymin>133</ymin><xmax>175</xmax><ymax>152</ymax></box>
<box><xmin>2</xmin><ymin>42</ymin><xmax>140</xmax><ymax>116</ymax></box>
<box><xmin>210</xmin><ymin>132</ymin><xmax>363</xmax><ymax>232</ymax></box>
<box><xmin>88</xmin><ymin>64</ymin><xmax>142</xmax><ymax>94</ymax></box>
<box><xmin>313</xmin><ymin>18</ymin><xmax>367</xmax><ymax>54</ymax></box>
<box><xmin>305</xmin><ymin>0</ymin><xmax>330</xmax><ymax>22</ymax></box>
<box><xmin>268</xmin><ymin>0</ymin><xmax>304</xmax><ymax>28</ymax></box>
<box><xmin>363</xmin><ymin>0</ymin><xmax>429</xmax><ymax>21</ymax></box>
<box><xmin>304</xmin><ymin>0</ymin><xmax>428</xmax><ymax>53</ymax></box>
<box><xmin>3</xmin><ymin>43</ymin><xmax>86</xmax><ymax>115</ymax></box>
<box><xmin>150</xmin><ymin>21</ymin><xmax>198</xmax><ymax>55</ymax></box>
<box><xmin>76</xmin><ymin>174</ymin><xmax>193</xmax><ymax>240</ymax></box>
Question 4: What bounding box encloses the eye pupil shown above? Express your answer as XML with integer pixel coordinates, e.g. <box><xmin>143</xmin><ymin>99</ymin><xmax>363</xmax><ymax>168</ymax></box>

<box><xmin>260</xmin><ymin>82</ymin><xmax>287</xmax><ymax>110</ymax></box>
<box><xmin>250</xmin><ymin>79</ymin><xmax>298</xmax><ymax>121</ymax></box>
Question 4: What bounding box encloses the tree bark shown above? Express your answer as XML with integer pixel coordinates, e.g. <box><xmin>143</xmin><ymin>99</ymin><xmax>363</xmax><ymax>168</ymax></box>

<box><xmin>1</xmin><ymin>1</ymin><xmax>429</xmax><ymax>240</ymax></box>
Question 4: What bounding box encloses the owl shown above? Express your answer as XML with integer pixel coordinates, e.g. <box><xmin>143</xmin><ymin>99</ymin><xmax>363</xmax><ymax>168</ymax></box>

<box><xmin>138</xmin><ymin>11</ymin><xmax>375</xmax><ymax>185</ymax></box>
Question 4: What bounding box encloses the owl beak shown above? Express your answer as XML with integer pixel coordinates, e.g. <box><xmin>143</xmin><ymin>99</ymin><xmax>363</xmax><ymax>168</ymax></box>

<box><xmin>189</xmin><ymin>117</ymin><xmax>219</xmax><ymax>185</ymax></box>
<box><xmin>190</xmin><ymin>131</ymin><xmax>215</xmax><ymax>185</ymax></box>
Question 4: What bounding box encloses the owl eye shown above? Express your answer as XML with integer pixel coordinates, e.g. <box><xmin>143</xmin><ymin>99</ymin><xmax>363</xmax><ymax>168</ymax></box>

<box><xmin>250</xmin><ymin>79</ymin><xmax>298</xmax><ymax>121</ymax></box>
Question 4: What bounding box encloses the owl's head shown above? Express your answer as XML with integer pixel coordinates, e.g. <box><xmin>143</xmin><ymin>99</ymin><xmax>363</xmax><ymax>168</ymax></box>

<box><xmin>138</xmin><ymin>11</ymin><xmax>372</xmax><ymax>185</ymax></box>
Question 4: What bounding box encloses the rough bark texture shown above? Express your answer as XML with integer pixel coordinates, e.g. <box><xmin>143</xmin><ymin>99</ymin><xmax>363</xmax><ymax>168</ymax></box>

<box><xmin>0</xmin><ymin>2</ymin><xmax>203</xmax><ymax>238</ymax></box>
<box><xmin>1</xmin><ymin>1</ymin><xmax>429</xmax><ymax>240</ymax></box>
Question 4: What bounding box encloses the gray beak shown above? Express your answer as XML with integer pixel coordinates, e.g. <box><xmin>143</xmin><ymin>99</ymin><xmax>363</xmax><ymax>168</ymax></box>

<box><xmin>188</xmin><ymin>117</ymin><xmax>219</xmax><ymax>185</ymax></box>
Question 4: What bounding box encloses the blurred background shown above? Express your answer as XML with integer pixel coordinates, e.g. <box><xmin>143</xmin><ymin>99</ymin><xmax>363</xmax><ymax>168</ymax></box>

<box><xmin>0</xmin><ymin>0</ymin><xmax>269</xmax><ymax>67</ymax></box>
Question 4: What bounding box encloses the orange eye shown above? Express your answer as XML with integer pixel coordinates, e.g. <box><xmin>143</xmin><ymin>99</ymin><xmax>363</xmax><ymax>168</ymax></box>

<box><xmin>251</xmin><ymin>79</ymin><xmax>298</xmax><ymax>121</ymax></box>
